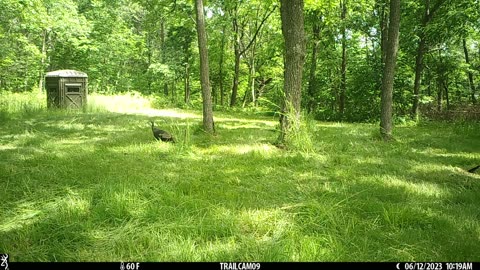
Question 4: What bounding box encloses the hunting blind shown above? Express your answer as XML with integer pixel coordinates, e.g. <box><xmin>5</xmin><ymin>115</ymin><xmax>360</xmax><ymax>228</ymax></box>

<box><xmin>45</xmin><ymin>70</ymin><xmax>88</xmax><ymax>109</ymax></box>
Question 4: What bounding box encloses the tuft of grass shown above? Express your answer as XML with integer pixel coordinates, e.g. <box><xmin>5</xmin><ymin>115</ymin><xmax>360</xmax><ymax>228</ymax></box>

<box><xmin>275</xmin><ymin>107</ymin><xmax>316</xmax><ymax>153</ymax></box>
<box><xmin>0</xmin><ymin>92</ymin><xmax>479</xmax><ymax>262</ymax></box>
<box><xmin>284</xmin><ymin>113</ymin><xmax>316</xmax><ymax>153</ymax></box>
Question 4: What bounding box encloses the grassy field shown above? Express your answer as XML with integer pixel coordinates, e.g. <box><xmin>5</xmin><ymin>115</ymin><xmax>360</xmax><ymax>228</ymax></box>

<box><xmin>0</xmin><ymin>92</ymin><xmax>479</xmax><ymax>262</ymax></box>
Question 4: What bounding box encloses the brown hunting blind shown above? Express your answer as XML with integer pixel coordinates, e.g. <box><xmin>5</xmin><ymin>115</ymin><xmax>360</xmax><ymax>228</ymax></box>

<box><xmin>45</xmin><ymin>70</ymin><xmax>88</xmax><ymax>109</ymax></box>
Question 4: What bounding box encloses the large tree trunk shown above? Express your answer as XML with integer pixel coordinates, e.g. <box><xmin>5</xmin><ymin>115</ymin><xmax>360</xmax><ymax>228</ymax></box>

<box><xmin>380</xmin><ymin>0</ymin><xmax>400</xmax><ymax>140</ymax></box>
<box><xmin>195</xmin><ymin>0</ymin><xmax>215</xmax><ymax>133</ymax></box>
<box><xmin>463</xmin><ymin>38</ymin><xmax>477</xmax><ymax>105</ymax></box>
<box><xmin>379</xmin><ymin>1</ymin><xmax>388</xmax><ymax>66</ymax></box>
<box><xmin>307</xmin><ymin>18</ymin><xmax>321</xmax><ymax>113</ymax></box>
<box><xmin>339</xmin><ymin>0</ymin><xmax>347</xmax><ymax>119</ymax></box>
<box><xmin>278</xmin><ymin>0</ymin><xmax>306</xmax><ymax>143</ymax></box>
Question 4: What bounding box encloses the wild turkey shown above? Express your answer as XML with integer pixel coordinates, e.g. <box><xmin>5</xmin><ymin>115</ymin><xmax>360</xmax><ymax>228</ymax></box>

<box><xmin>468</xmin><ymin>165</ymin><xmax>480</xmax><ymax>173</ymax></box>
<box><xmin>149</xmin><ymin>121</ymin><xmax>175</xmax><ymax>143</ymax></box>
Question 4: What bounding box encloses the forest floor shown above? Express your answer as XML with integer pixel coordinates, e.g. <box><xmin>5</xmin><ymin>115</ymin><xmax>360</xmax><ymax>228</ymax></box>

<box><xmin>1</xmin><ymin>93</ymin><xmax>479</xmax><ymax>261</ymax></box>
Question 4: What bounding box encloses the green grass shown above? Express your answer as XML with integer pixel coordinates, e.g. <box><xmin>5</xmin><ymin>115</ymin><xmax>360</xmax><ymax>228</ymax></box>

<box><xmin>0</xmin><ymin>92</ymin><xmax>479</xmax><ymax>262</ymax></box>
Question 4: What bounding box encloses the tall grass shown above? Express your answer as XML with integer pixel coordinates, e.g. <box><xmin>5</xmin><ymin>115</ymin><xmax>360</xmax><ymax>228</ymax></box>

<box><xmin>276</xmin><ymin>100</ymin><xmax>315</xmax><ymax>153</ymax></box>
<box><xmin>87</xmin><ymin>91</ymin><xmax>155</xmax><ymax>113</ymax></box>
<box><xmin>0</xmin><ymin>90</ymin><xmax>161</xmax><ymax>116</ymax></box>
<box><xmin>0</xmin><ymin>91</ymin><xmax>479</xmax><ymax>262</ymax></box>
<box><xmin>0</xmin><ymin>91</ymin><xmax>46</xmax><ymax>116</ymax></box>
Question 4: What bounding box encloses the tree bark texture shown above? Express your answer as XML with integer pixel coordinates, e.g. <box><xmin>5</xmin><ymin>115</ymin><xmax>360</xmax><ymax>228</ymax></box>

<box><xmin>278</xmin><ymin>0</ymin><xmax>306</xmax><ymax>143</ymax></box>
<box><xmin>195</xmin><ymin>0</ymin><xmax>215</xmax><ymax>133</ymax></box>
<box><xmin>463</xmin><ymin>38</ymin><xmax>477</xmax><ymax>104</ymax></box>
<box><xmin>380</xmin><ymin>0</ymin><xmax>400</xmax><ymax>140</ymax></box>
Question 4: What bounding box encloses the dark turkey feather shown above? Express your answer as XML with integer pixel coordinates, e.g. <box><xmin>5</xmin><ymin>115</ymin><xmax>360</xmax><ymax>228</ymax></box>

<box><xmin>468</xmin><ymin>165</ymin><xmax>480</xmax><ymax>173</ymax></box>
<box><xmin>150</xmin><ymin>121</ymin><xmax>175</xmax><ymax>143</ymax></box>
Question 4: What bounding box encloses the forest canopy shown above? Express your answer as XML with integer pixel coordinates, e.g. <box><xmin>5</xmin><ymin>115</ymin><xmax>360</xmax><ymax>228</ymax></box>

<box><xmin>1</xmin><ymin>0</ymin><xmax>479</xmax><ymax>122</ymax></box>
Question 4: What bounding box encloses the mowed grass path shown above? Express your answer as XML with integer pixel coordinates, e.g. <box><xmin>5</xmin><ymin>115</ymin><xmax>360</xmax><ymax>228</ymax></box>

<box><xmin>1</xmin><ymin>106</ymin><xmax>479</xmax><ymax>262</ymax></box>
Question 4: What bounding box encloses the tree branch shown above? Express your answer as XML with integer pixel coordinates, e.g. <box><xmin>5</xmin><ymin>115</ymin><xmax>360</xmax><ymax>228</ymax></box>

<box><xmin>239</xmin><ymin>5</ymin><xmax>277</xmax><ymax>56</ymax></box>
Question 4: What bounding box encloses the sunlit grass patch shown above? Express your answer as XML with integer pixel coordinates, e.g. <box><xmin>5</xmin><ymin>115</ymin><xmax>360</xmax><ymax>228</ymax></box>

<box><xmin>198</xmin><ymin>143</ymin><xmax>279</xmax><ymax>156</ymax></box>
<box><xmin>235</xmin><ymin>208</ymin><xmax>293</xmax><ymax>241</ymax></box>
<box><xmin>0</xmin><ymin>91</ymin><xmax>46</xmax><ymax>115</ymax></box>
<box><xmin>88</xmin><ymin>92</ymin><xmax>153</xmax><ymax>113</ymax></box>
<box><xmin>0</xmin><ymin>202</ymin><xmax>43</xmax><ymax>233</ymax></box>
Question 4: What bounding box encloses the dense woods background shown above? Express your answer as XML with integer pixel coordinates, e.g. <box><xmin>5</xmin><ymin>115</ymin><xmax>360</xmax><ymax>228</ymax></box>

<box><xmin>2</xmin><ymin>0</ymin><xmax>480</xmax><ymax>262</ymax></box>
<box><xmin>1</xmin><ymin>0</ymin><xmax>479</xmax><ymax>122</ymax></box>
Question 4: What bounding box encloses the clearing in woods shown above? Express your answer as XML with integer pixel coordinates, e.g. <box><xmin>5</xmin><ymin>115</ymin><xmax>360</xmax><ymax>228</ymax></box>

<box><xmin>0</xmin><ymin>93</ymin><xmax>479</xmax><ymax>261</ymax></box>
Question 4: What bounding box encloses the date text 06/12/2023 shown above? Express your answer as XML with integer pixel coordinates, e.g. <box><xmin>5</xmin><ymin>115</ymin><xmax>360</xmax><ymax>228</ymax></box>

<box><xmin>402</xmin><ymin>262</ymin><xmax>473</xmax><ymax>270</ymax></box>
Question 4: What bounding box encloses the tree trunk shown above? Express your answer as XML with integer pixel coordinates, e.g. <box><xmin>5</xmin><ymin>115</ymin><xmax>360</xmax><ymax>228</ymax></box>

<box><xmin>229</xmin><ymin>5</ymin><xmax>276</xmax><ymax>107</ymax></box>
<box><xmin>160</xmin><ymin>20</ymin><xmax>169</xmax><ymax>96</ymax></box>
<box><xmin>257</xmin><ymin>78</ymin><xmax>272</xmax><ymax>104</ymax></box>
<box><xmin>146</xmin><ymin>28</ymin><xmax>153</xmax><ymax>93</ymax></box>
<box><xmin>248</xmin><ymin>47</ymin><xmax>256</xmax><ymax>107</ymax></box>
<box><xmin>379</xmin><ymin>0</ymin><xmax>400</xmax><ymax>140</ymax></box>
<box><xmin>379</xmin><ymin>0</ymin><xmax>388</xmax><ymax>66</ymax></box>
<box><xmin>185</xmin><ymin>64</ymin><xmax>190</xmax><ymax>104</ymax></box>
<box><xmin>163</xmin><ymin>83</ymin><xmax>169</xmax><ymax>96</ymax></box>
<box><xmin>463</xmin><ymin>38</ymin><xmax>477</xmax><ymax>104</ymax></box>
<box><xmin>443</xmin><ymin>79</ymin><xmax>449</xmax><ymax>110</ymax></box>
<box><xmin>278</xmin><ymin>0</ymin><xmax>306</xmax><ymax>143</ymax></box>
<box><xmin>195</xmin><ymin>0</ymin><xmax>215</xmax><ymax>133</ymax></box>
<box><xmin>39</xmin><ymin>29</ymin><xmax>47</xmax><ymax>93</ymax></box>
<box><xmin>426</xmin><ymin>67</ymin><xmax>432</xmax><ymax>96</ymax></box>
<box><xmin>411</xmin><ymin>0</ymin><xmax>446</xmax><ymax>118</ymax></box>
<box><xmin>251</xmin><ymin>48</ymin><xmax>256</xmax><ymax>107</ymax></box>
<box><xmin>212</xmin><ymin>81</ymin><xmax>217</xmax><ymax>106</ymax></box>
<box><xmin>411</xmin><ymin>0</ymin><xmax>430</xmax><ymax>119</ymax></box>
<box><xmin>437</xmin><ymin>76</ymin><xmax>443</xmax><ymax>111</ymax></box>
<box><xmin>219</xmin><ymin>24</ymin><xmax>226</xmax><ymax>106</ymax></box>
<box><xmin>412</xmin><ymin>36</ymin><xmax>426</xmax><ymax>119</ymax></box>
<box><xmin>307</xmin><ymin>18</ymin><xmax>320</xmax><ymax>113</ymax></box>
<box><xmin>230</xmin><ymin>12</ymin><xmax>241</xmax><ymax>107</ymax></box>
<box><xmin>230</xmin><ymin>48</ymin><xmax>240</xmax><ymax>107</ymax></box>
<box><xmin>339</xmin><ymin>0</ymin><xmax>347</xmax><ymax>119</ymax></box>
<box><xmin>172</xmin><ymin>75</ymin><xmax>177</xmax><ymax>103</ymax></box>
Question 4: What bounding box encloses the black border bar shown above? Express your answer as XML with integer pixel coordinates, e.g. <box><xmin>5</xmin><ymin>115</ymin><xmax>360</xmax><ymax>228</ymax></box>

<box><xmin>5</xmin><ymin>262</ymin><xmax>479</xmax><ymax>270</ymax></box>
